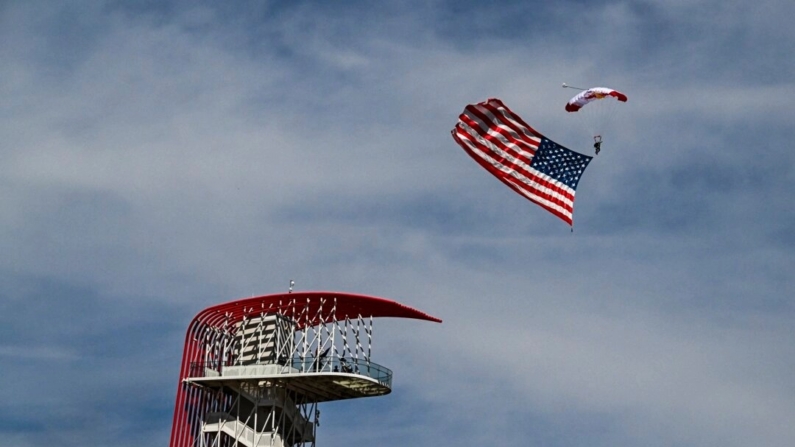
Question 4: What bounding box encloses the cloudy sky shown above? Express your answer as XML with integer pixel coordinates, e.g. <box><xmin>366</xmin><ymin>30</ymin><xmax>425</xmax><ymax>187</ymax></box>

<box><xmin>2</xmin><ymin>0</ymin><xmax>794</xmax><ymax>446</ymax></box>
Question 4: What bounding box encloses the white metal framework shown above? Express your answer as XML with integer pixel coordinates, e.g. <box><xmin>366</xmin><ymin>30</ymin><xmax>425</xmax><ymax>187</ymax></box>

<box><xmin>170</xmin><ymin>292</ymin><xmax>440</xmax><ymax>447</ymax></box>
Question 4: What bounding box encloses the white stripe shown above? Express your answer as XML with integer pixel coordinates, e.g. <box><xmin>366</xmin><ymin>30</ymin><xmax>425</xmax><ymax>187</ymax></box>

<box><xmin>455</xmin><ymin>128</ymin><xmax>575</xmax><ymax>217</ymax></box>
<box><xmin>465</xmin><ymin>106</ymin><xmax>540</xmax><ymax>159</ymax></box>
<box><xmin>466</xmin><ymin>105</ymin><xmax>540</xmax><ymax>156</ymax></box>
<box><xmin>458</xmin><ymin>121</ymin><xmax>536</xmax><ymax>176</ymax></box>
<box><xmin>457</xmin><ymin>120</ymin><xmax>576</xmax><ymax>201</ymax></box>
<box><xmin>457</xmin><ymin>123</ymin><xmax>574</xmax><ymax>204</ymax></box>
<box><xmin>503</xmin><ymin>177</ymin><xmax>574</xmax><ymax>220</ymax></box>
<box><xmin>481</xmin><ymin>100</ymin><xmax>543</xmax><ymax>145</ymax></box>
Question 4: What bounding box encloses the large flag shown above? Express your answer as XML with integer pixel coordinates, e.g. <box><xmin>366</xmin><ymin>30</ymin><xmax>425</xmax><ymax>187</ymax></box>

<box><xmin>451</xmin><ymin>98</ymin><xmax>592</xmax><ymax>226</ymax></box>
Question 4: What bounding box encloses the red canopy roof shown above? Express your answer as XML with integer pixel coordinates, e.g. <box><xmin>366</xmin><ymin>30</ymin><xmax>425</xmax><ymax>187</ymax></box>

<box><xmin>190</xmin><ymin>291</ymin><xmax>442</xmax><ymax>330</ymax></box>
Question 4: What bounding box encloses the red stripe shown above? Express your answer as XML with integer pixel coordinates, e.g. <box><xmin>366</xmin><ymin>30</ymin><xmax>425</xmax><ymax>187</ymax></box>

<box><xmin>452</xmin><ymin>98</ymin><xmax>582</xmax><ymax>225</ymax></box>
<box><xmin>464</xmin><ymin>103</ymin><xmax>540</xmax><ymax>156</ymax></box>
<box><xmin>461</xmin><ymin>106</ymin><xmax>538</xmax><ymax>163</ymax></box>
<box><xmin>452</xmin><ymin>126</ymin><xmax>574</xmax><ymax>209</ymax></box>
<box><xmin>458</xmin><ymin>107</ymin><xmax>541</xmax><ymax>188</ymax></box>
<box><xmin>452</xmin><ymin>129</ymin><xmax>575</xmax><ymax>218</ymax></box>
<box><xmin>458</xmin><ymin>112</ymin><xmax>535</xmax><ymax>173</ymax></box>
<box><xmin>478</xmin><ymin>100</ymin><xmax>543</xmax><ymax>147</ymax></box>
<box><xmin>501</xmin><ymin>177</ymin><xmax>573</xmax><ymax>225</ymax></box>
<box><xmin>457</xmin><ymin>148</ymin><xmax>574</xmax><ymax>225</ymax></box>
<box><xmin>481</xmin><ymin>98</ymin><xmax>544</xmax><ymax>139</ymax></box>
<box><xmin>453</xmin><ymin>124</ymin><xmax>575</xmax><ymax>205</ymax></box>
<box><xmin>458</xmin><ymin>102</ymin><xmax>575</xmax><ymax>203</ymax></box>
<box><xmin>453</xmin><ymin>130</ymin><xmax>574</xmax><ymax>219</ymax></box>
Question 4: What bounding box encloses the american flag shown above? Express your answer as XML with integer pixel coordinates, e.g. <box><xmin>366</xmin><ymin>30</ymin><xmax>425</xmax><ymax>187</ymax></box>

<box><xmin>451</xmin><ymin>98</ymin><xmax>592</xmax><ymax>226</ymax></box>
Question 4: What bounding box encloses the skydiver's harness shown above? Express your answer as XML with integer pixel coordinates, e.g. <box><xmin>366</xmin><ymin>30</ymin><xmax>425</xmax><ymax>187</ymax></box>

<box><xmin>593</xmin><ymin>135</ymin><xmax>602</xmax><ymax>155</ymax></box>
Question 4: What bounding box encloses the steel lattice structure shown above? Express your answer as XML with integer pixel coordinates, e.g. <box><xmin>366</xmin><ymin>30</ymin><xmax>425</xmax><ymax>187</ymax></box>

<box><xmin>169</xmin><ymin>291</ymin><xmax>441</xmax><ymax>447</ymax></box>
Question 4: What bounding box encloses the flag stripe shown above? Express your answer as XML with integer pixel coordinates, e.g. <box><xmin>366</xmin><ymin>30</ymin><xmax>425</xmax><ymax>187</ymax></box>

<box><xmin>451</xmin><ymin>98</ymin><xmax>591</xmax><ymax>225</ymax></box>
<box><xmin>457</xmin><ymin>112</ymin><xmax>538</xmax><ymax>177</ymax></box>
<box><xmin>452</xmin><ymin>128</ymin><xmax>575</xmax><ymax>218</ymax></box>
<box><xmin>454</xmin><ymin>128</ymin><xmax>576</xmax><ymax>223</ymax></box>
<box><xmin>455</xmin><ymin>106</ymin><xmax>576</xmax><ymax>203</ymax></box>
<box><xmin>459</xmin><ymin>110</ymin><xmax>537</xmax><ymax>179</ymax></box>
<box><xmin>455</xmin><ymin>123</ymin><xmax>575</xmax><ymax>204</ymax></box>
<box><xmin>463</xmin><ymin>104</ymin><xmax>539</xmax><ymax>160</ymax></box>
<box><xmin>479</xmin><ymin>99</ymin><xmax>545</xmax><ymax>144</ymax></box>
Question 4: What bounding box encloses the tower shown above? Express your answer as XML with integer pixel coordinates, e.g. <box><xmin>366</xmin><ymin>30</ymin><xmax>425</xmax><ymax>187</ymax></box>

<box><xmin>169</xmin><ymin>291</ymin><xmax>441</xmax><ymax>447</ymax></box>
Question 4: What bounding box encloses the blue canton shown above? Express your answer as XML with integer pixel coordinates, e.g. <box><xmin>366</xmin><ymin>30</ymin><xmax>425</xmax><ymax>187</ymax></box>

<box><xmin>529</xmin><ymin>138</ymin><xmax>593</xmax><ymax>190</ymax></box>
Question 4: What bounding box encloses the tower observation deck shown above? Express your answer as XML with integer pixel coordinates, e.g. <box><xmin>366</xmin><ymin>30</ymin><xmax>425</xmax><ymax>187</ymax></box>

<box><xmin>169</xmin><ymin>291</ymin><xmax>441</xmax><ymax>447</ymax></box>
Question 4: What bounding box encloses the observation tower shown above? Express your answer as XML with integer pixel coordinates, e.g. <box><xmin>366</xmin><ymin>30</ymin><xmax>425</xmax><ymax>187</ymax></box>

<box><xmin>169</xmin><ymin>291</ymin><xmax>441</xmax><ymax>447</ymax></box>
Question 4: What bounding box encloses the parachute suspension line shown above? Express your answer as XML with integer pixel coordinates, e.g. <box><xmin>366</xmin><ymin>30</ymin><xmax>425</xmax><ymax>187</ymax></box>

<box><xmin>565</xmin><ymin>86</ymin><xmax>627</xmax><ymax>153</ymax></box>
<box><xmin>562</xmin><ymin>82</ymin><xmax>586</xmax><ymax>91</ymax></box>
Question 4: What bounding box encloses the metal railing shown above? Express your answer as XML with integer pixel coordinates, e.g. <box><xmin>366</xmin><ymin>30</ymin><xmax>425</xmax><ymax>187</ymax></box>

<box><xmin>188</xmin><ymin>356</ymin><xmax>393</xmax><ymax>387</ymax></box>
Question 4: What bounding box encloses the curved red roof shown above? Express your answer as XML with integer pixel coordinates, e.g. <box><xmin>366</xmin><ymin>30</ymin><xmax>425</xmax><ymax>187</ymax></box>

<box><xmin>170</xmin><ymin>291</ymin><xmax>440</xmax><ymax>447</ymax></box>
<box><xmin>191</xmin><ymin>291</ymin><xmax>442</xmax><ymax>330</ymax></box>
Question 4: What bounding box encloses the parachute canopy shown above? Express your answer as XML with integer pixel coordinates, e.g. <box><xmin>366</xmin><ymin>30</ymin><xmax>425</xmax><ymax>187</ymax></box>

<box><xmin>565</xmin><ymin>87</ymin><xmax>627</xmax><ymax>112</ymax></box>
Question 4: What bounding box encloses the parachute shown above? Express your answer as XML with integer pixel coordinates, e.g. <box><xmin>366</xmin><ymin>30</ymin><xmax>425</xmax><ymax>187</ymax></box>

<box><xmin>563</xmin><ymin>85</ymin><xmax>627</xmax><ymax>154</ymax></box>
<box><xmin>565</xmin><ymin>86</ymin><xmax>627</xmax><ymax>112</ymax></box>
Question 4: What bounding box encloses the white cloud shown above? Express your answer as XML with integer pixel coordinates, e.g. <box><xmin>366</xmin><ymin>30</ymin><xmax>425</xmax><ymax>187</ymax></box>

<box><xmin>1</xmin><ymin>1</ymin><xmax>794</xmax><ymax>446</ymax></box>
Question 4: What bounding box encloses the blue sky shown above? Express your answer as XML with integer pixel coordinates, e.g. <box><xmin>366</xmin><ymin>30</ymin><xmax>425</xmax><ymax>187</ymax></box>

<box><xmin>1</xmin><ymin>1</ymin><xmax>794</xmax><ymax>446</ymax></box>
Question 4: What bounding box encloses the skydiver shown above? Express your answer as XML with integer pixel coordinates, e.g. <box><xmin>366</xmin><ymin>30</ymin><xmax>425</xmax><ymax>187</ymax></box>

<box><xmin>593</xmin><ymin>135</ymin><xmax>602</xmax><ymax>155</ymax></box>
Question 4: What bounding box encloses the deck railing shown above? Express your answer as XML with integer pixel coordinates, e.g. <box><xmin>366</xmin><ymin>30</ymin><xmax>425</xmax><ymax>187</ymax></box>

<box><xmin>188</xmin><ymin>356</ymin><xmax>393</xmax><ymax>387</ymax></box>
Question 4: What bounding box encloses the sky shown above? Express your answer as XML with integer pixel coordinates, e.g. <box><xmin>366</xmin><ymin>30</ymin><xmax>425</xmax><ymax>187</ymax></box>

<box><xmin>1</xmin><ymin>0</ymin><xmax>794</xmax><ymax>446</ymax></box>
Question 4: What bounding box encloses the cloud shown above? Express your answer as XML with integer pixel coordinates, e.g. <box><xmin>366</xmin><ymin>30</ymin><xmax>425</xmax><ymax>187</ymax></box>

<box><xmin>1</xmin><ymin>1</ymin><xmax>793</xmax><ymax>446</ymax></box>
<box><xmin>0</xmin><ymin>346</ymin><xmax>78</xmax><ymax>361</ymax></box>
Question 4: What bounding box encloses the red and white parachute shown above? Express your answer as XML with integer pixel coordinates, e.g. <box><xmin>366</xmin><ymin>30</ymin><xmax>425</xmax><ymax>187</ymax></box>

<box><xmin>565</xmin><ymin>86</ymin><xmax>627</xmax><ymax>112</ymax></box>
<box><xmin>563</xmin><ymin>84</ymin><xmax>628</xmax><ymax>154</ymax></box>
